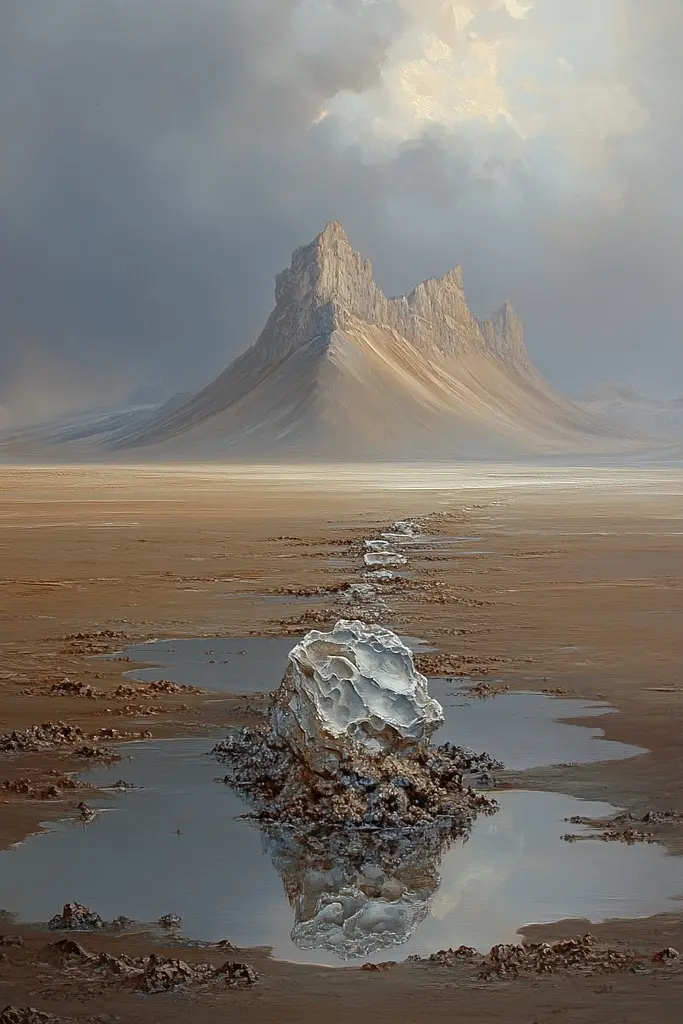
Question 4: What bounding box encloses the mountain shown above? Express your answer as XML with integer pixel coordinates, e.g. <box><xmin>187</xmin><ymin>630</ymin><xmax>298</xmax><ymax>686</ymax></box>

<box><xmin>577</xmin><ymin>381</ymin><xmax>683</xmax><ymax>440</ymax></box>
<box><xmin>0</xmin><ymin>393</ymin><xmax>190</xmax><ymax>456</ymax></box>
<box><xmin>114</xmin><ymin>221</ymin><xmax>617</xmax><ymax>458</ymax></box>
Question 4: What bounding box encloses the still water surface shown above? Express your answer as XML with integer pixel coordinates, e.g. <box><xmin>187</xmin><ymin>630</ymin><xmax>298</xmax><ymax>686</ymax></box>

<box><xmin>0</xmin><ymin>686</ymin><xmax>678</xmax><ymax>965</ymax></box>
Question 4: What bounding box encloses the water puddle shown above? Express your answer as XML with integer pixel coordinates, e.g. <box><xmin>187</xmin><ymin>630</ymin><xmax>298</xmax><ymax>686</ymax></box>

<box><xmin>105</xmin><ymin>635</ymin><xmax>437</xmax><ymax>693</ymax></box>
<box><xmin>432</xmin><ymin>681</ymin><xmax>645</xmax><ymax>769</ymax></box>
<box><xmin>0</xmin><ymin>691</ymin><xmax>678</xmax><ymax>966</ymax></box>
<box><xmin>106</xmin><ymin>637</ymin><xmax>298</xmax><ymax>694</ymax></box>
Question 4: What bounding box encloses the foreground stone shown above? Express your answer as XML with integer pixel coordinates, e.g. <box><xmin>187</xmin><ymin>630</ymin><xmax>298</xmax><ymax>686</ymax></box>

<box><xmin>272</xmin><ymin>620</ymin><xmax>444</xmax><ymax>763</ymax></box>
<box><xmin>214</xmin><ymin>621</ymin><xmax>501</xmax><ymax>833</ymax></box>
<box><xmin>214</xmin><ymin>622</ymin><xmax>503</xmax><ymax>958</ymax></box>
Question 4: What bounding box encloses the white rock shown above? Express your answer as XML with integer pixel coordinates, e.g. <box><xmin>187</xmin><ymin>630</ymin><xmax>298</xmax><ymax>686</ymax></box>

<box><xmin>393</xmin><ymin>520</ymin><xmax>422</xmax><ymax>536</ymax></box>
<box><xmin>364</xmin><ymin>551</ymin><xmax>408</xmax><ymax>567</ymax></box>
<box><xmin>272</xmin><ymin>620</ymin><xmax>443</xmax><ymax>763</ymax></box>
<box><xmin>339</xmin><ymin>583</ymin><xmax>378</xmax><ymax>603</ymax></box>
<box><xmin>363</xmin><ymin>570</ymin><xmax>395</xmax><ymax>581</ymax></box>
<box><xmin>364</xmin><ymin>539</ymin><xmax>391</xmax><ymax>551</ymax></box>
<box><xmin>381</xmin><ymin>521</ymin><xmax>422</xmax><ymax>542</ymax></box>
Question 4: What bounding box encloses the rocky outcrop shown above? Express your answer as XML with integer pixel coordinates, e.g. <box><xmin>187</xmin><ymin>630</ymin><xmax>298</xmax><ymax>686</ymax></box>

<box><xmin>479</xmin><ymin>303</ymin><xmax>531</xmax><ymax>371</ymax></box>
<box><xmin>278</xmin><ymin>222</ymin><xmax>499</xmax><ymax>362</ymax></box>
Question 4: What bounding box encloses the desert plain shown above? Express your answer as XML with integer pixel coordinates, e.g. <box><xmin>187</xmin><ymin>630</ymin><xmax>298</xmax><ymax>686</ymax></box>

<box><xmin>0</xmin><ymin>461</ymin><xmax>682</xmax><ymax>1023</ymax></box>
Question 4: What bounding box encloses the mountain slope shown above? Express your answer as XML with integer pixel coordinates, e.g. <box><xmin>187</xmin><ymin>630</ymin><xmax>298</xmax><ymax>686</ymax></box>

<box><xmin>118</xmin><ymin>221</ymin><xmax>613</xmax><ymax>457</ymax></box>
<box><xmin>577</xmin><ymin>382</ymin><xmax>683</xmax><ymax>441</ymax></box>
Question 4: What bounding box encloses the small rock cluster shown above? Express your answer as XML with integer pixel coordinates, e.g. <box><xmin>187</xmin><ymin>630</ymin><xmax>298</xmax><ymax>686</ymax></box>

<box><xmin>0</xmin><ymin>724</ymin><xmax>87</xmax><ymax>753</ymax></box>
<box><xmin>47</xmin><ymin>903</ymin><xmax>179</xmax><ymax>934</ymax></box>
<box><xmin>63</xmin><ymin>630</ymin><xmax>128</xmax><ymax>642</ymax></box>
<box><xmin>563</xmin><ymin>809</ymin><xmax>683</xmax><ymax>844</ymax></box>
<box><xmin>44</xmin><ymin>678</ymin><xmax>205</xmax><ymax>702</ymax></box>
<box><xmin>215</xmin><ymin>726</ymin><xmax>500</xmax><ymax>833</ymax></box>
<box><xmin>568</xmin><ymin>810</ymin><xmax>683</xmax><ymax>828</ymax></box>
<box><xmin>112</xmin><ymin>680</ymin><xmax>204</xmax><ymax>698</ymax></box>
<box><xmin>0</xmin><ymin>723</ymin><xmax>152</xmax><ymax>760</ymax></box>
<box><xmin>48</xmin><ymin>903</ymin><xmax>110</xmax><ymax>931</ymax></box>
<box><xmin>0</xmin><ymin>775</ymin><xmax>86</xmax><ymax>800</ymax></box>
<box><xmin>562</xmin><ymin>828</ymin><xmax>657</xmax><ymax>845</ymax></box>
<box><xmin>411</xmin><ymin>934</ymin><xmax>681</xmax><ymax>979</ymax></box>
<box><xmin>49</xmin><ymin>680</ymin><xmax>98</xmax><ymax>699</ymax></box>
<box><xmin>158</xmin><ymin>913</ymin><xmax>182</xmax><ymax>930</ymax></box>
<box><xmin>46</xmin><ymin>940</ymin><xmax>258</xmax><ymax>994</ymax></box>
<box><xmin>0</xmin><ymin>1009</ymin><xmax>68</xmax><ymax>1024</ymax></box>
<box><xmin>466</xmin><ymin>681</ymin><xmax>510</xmax><ymax>700</ymax></box>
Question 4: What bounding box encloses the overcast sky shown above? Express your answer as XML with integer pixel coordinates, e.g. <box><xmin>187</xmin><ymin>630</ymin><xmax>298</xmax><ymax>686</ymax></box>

<box><xmin>1</xmin><ymin>0</ymin><xmax>681</xmax><ymax>422</ymax></box>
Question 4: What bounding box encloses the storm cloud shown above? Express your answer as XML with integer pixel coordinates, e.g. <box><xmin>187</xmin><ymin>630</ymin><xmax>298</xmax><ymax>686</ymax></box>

<box><xmin>1</xmin><ymin>0</ymin><xmax>681</xmax><ymax>423</ymax></box>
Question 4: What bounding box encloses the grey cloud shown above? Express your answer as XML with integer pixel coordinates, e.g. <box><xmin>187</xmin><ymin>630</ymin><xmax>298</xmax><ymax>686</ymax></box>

<box><xmin>0</xmin><ymin>0</ymin><xmax>681</xmax><ymax>425</ymax></box>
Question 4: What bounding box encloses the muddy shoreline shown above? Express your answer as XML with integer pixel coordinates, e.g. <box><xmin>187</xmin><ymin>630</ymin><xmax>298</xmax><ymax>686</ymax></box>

<box><xmin>1</xmin><ymin>464</ymin><xmax>682</xmax><ymax>1021</ymax></box>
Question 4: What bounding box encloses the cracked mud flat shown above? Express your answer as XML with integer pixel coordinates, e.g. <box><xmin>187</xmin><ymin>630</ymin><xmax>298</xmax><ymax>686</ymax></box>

<box><xmin>1</xmin><ymin>463</ymin><xmax>683</xmax><ymax>1023</ymax></box>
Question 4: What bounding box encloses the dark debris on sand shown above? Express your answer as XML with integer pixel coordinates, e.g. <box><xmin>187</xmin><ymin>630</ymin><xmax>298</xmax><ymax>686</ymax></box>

<box><xmin>214</xmin><ymin>724</ymin><xmax>502</xmax><ymax>836</ymax></box>
<box><xmin>410</xmin><ymin>934</ymin><xmax>681</xmax><ymax>980</ymax></box>
<box><xmin>44</xmin><ymin>938</ymin><xmax>258</xmax><ymax>995</ymax></box>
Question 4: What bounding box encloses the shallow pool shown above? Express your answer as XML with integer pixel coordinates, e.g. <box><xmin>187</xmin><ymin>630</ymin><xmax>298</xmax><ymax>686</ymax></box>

<box><xmin>0</xmin><ymin>689</ymin><xmax>677</xmax><ymax>966</ymax></box>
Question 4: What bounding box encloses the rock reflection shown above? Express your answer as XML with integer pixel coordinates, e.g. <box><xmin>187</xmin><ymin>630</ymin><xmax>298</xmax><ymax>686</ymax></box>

<box><xmin>262</xmin><ymin>823</ymin><xmax>460</xmax><ymax>960</ymax></box>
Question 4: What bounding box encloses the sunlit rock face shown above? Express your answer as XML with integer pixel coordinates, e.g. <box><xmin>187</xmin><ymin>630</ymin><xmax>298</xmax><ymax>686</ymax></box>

<box><xmin>271</xmin><ymin>620</ymin><xmax>444</xmax><ymax>767</ymax></box>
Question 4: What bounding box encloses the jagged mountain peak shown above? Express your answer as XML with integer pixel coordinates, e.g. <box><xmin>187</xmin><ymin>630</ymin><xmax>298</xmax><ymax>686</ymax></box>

<box><xmin>408</xmin><ymin>264</ymin><xmax>465</xmax><ymax>296</ymax></box>
<box><xmin>274</xmin><ymin>220</ymin><xmax>378</xmax><ymax>318</ymax></box>
<box><xmin>317</xmin><ymin>219</ymin><xmax>350</xmax><ymax>246</ymax></box>
<box><xmin>270</xmin><ymin>221</ymin><xmax>503</xmax><ymax>363</ymax></box>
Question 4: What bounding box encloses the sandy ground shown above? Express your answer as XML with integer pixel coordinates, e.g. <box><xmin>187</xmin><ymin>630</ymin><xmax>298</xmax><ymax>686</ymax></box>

<box><xmin>1</xmin><ymin>462</ymin><xmax>682</xmax><ymax>1022</ymax></box>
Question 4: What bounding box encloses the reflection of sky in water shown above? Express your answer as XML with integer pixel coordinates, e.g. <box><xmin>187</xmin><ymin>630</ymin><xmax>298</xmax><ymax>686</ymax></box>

<box><xmin>105</xmin><ymin>636</ymin><xmax>299</xmax><ymax>693</ymax></box>
<box><xmin>0</xmin><ymin>711</ymin><xmax>679</xmax><ymax>965</ymax></box>
<box><xmin>104</xmin><ymin>634</ymin><xmax>436</xmax><ymax>694</ymax></box>
<box><xmin>432</xmin><ymin>681</ymin><xmax>645</xmax><ymax>769</ymax></box>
